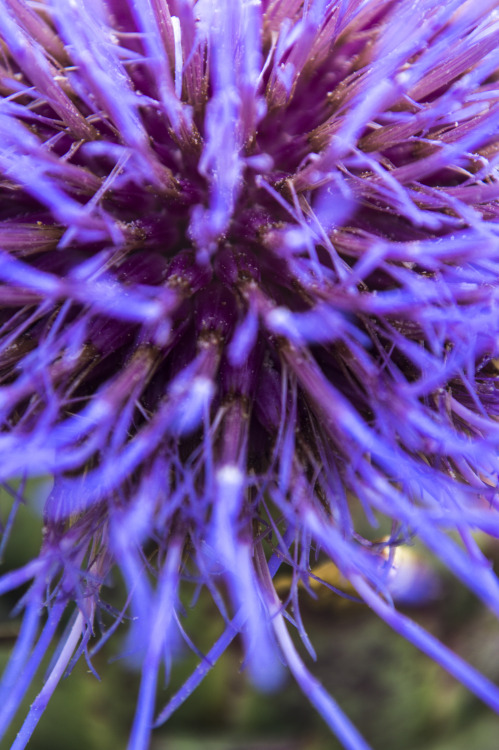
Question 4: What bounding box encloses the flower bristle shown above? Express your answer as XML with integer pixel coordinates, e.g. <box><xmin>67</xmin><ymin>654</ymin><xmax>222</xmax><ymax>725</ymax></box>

<box><xmin>1</xmin><ymin>0</ymin><xmax>499</xmax><ymax>748</ymax></box>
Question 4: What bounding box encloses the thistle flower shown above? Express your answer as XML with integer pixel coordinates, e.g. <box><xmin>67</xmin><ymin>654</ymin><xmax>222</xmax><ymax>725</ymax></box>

<box><xmin>1</xmin><ymin>0</ymin><xmax>499</xmax><ymax>747</ymax></box>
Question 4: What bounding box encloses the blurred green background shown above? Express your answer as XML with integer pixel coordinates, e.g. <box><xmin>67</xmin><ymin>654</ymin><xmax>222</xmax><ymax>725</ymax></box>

<box><xmin>1</xmin><ymin>483</ymin><xmax>499</xmax><ymax>750</ymax></box>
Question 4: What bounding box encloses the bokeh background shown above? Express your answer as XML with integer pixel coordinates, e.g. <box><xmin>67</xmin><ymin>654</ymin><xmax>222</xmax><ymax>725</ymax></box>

<box><xmin>1</xmin><ymin>480</ymin><xmax>499</xmax><ymax>750</ymax></box>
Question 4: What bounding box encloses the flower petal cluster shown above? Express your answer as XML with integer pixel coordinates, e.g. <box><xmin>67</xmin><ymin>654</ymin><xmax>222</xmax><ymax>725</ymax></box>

<box><xmin>1</xmin><ymin>0</ymin><xmax>499</xmax><ymax>748</ymax></box>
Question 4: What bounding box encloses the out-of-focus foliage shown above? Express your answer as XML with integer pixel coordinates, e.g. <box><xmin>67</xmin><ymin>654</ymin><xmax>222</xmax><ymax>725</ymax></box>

<box><xmin>1</xmin><ymin>490</ymin><xmax>498</xmax><ymax>750</ymax></box>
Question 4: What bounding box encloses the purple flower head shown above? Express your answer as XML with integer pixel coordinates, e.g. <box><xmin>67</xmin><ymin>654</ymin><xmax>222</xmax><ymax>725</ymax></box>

<box><xmin>1</xmin><ymin>0</ymin><xmax>499</xmax><ymax>747</ymax></box>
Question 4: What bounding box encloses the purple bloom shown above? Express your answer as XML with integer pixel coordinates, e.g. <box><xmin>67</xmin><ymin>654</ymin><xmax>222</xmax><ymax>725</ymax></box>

<box><xmin>1</xmin><ymin>0</ymin><xmax>499</xmax><ymax>747</ymax></box>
